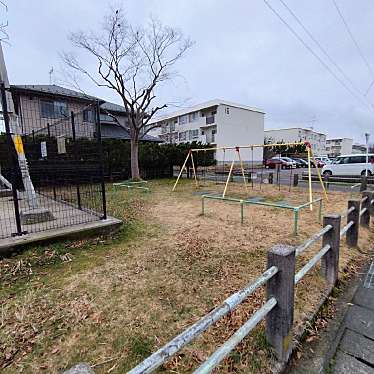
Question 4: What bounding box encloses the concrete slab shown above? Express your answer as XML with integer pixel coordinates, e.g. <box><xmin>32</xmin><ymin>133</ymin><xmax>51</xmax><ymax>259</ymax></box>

<box><xmin>0</xmin><ymin>216</ymin><xmax>122</xmax><ymax>254</ymax></box>
<box><xmin>340</xmin><ymin>329</ymin><xmax>374</xmax><ymax>366</ymax></box>
<box><xmin>334</xmin><ymin>350</ymin><xmax>374</xmax><ymax>374</ymax></box>
<box><xmin>0</xmin><ymin>191</ymin><xmax>105</xmax><ymax>240</ymax></box>
<box><xmin>344</xmin><ymin>305</ymin><xmax>374</xmax><ymax>340</ymax></box>
<box><xmin>353</xmin><ymin>286</ymin><xmax>374</xmax><ymax>312</ymax></box>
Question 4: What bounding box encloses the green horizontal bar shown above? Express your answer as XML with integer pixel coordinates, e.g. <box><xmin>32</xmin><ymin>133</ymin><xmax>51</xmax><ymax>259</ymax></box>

<box><xmin>202</xmin><ymin>194</ymin><xmax>295</xmax><ymax>210</ymax></box>
<box><xmin>296</xmin><ymin>197</ymin><xmax>322</xmax><ymax>210</ymax></box>
<box><xmin>299</xmin><ymin>180</ymin><xmax>359</xmax><ymax>187</ymax></box>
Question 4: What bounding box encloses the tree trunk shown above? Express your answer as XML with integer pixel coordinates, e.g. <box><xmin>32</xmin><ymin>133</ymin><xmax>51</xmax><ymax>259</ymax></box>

<box><xmin>130</xmin><ymin>139</ymin><xmax>141</xmax><ymax>180</ymax></box>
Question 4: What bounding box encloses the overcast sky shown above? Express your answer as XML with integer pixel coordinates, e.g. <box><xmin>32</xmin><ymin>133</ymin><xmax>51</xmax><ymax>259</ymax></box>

<box><xmin>3</xmin><ymin>0</ymin><xmax>374</xmax><ymax>144</ymax></box>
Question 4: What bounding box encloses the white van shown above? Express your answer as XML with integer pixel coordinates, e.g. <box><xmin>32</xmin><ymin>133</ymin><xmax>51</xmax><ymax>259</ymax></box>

<box><xmin>322</xmin><ymin>154</ymin><xmax>374</xmax><ymax>176</ymax></box>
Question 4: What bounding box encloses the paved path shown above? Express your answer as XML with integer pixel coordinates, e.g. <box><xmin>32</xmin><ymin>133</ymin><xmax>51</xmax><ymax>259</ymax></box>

<box><xmin>327</xmin><ymin>262</ymin><xmax>374</xmax><ymax>373</ymax></box>
<box><xmin>288</xmin><ymin>261</ymin><xmax>374</xmax><ymax>374</ymax></box>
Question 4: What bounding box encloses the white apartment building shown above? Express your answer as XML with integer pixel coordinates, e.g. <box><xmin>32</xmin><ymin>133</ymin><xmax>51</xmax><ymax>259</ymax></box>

<box><xmin>148</xmin><ymin>99</ymin><xmax>265</xmax><ymax>161</ymax></box>
<box><xmin>264</xmin><ymin>127</ymin><xmax>326</xmax><ymax>155</ymax></box>
<box><xmin>352</xmin><ymin>143</ymin><xmax>367</xmax><ymax>154</ymax></box>
<box><xmin>326</xmin><ymin>138</ymin><xmax>353</xmax><ymax>157</ymax></box>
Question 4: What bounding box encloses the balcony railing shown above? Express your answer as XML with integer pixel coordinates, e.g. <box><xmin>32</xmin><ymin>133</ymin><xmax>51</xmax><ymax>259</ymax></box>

<box><xmin>206</xmin><ymin>115</ymin><xmax>215</xmax><ymax>125</ymax></box>
<box><xmin>206</xmin><ymin>134</ymin><xmax>216</xmax><ymax>143</ymax></box>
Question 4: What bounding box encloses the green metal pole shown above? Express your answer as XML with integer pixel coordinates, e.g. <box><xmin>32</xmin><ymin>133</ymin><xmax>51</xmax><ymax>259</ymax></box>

<box><xmin>240</xmin><ymin>200</ymin><xmax>244</xmax><ymax>224</ymax></box>
<box><xmin>294</xmin><ymin>208</ymin><xmax>299</xmax><ymax>235</ymax></box>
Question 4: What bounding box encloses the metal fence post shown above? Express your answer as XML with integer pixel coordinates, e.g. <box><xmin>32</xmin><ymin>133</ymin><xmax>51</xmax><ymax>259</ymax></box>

<box><xmin>293</xmin><ymin>174</ymin><xmax>299</xmax><ymax>187</ymax></box>
<box><xmin>95</xmin><ymin>101</ymin><xmax>107</xmax><ymax>220</ymax></box>
<box><xmin>324</xmin><ymin>174</ymin><xmax>330</xmax><ymax>190</ymax></box>
<box><xmin>71</xmin><ymin>111</ymin><xmax>81</xmax><ymax>210</ymax></box>
<box><xmin>360</xmin><ymin>191</ymin><xmax>371</xmax><ymax>227</ymax></box>
<box><xmin>360</xmin><ymin>175</ymin><xmax>368</xmax><ymax>192</ymax></box>
<box><xmin>266</xmin><ymin>244</ymin><xmax>295</xmax><ymax>362</ymax></box>
<box><xmin>347</xmin><ymin>200</ymin><xmax>360</xmax><ymax>247</ymax></box>
<box><xmin>321</xmin><ymin>215</ymin><xmax>341</xmax><ymax>285</ymax></box>
<box><xmin>268</xmin><ymin>172</ymin><xmax>273</xmax><ymax>185</ymax></box>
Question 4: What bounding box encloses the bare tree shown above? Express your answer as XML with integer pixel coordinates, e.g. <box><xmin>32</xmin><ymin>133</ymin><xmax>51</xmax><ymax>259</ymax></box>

<box><xmin>62</xmin><ymin>7</ymin><xmax>193</xmax><ymax>180</ymax></box>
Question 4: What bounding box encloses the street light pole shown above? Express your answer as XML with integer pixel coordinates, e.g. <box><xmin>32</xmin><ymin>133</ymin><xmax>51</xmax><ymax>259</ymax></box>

<box><xmin>365</xmin><ymin>133</ymin><xmax>370</xmax><ymax>177</ymax></box>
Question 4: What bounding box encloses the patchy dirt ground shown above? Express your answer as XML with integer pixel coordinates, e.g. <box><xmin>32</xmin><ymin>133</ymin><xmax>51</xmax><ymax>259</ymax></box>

<box><xmin>0</xmin><ymin>179</ymin><xmax>372</xmax><ymax>373</ymax></box>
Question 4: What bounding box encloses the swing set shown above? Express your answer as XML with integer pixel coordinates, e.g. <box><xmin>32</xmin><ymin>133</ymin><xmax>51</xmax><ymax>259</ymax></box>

<box><xmin>172</xmin><ymin>142</ymin><xmax>328</xmax><ymax>233</ymax></box>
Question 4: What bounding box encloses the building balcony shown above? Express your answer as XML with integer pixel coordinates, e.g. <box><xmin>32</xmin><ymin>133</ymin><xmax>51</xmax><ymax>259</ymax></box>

<box><xmin>200</xmin><ymin>116</ymin><xmax>216</xmax><ymax>127</ymax></box>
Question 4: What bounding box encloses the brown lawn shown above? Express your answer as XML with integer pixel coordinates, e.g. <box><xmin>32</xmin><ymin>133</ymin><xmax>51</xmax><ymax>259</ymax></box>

<box><xmin>0</xmin><ymin>179</ymin><xmax>372</xmax><ymax>373</ymax></box>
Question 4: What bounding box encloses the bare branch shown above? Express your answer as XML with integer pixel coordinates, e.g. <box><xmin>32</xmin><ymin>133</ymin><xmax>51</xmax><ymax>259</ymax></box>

<box><xmin>62</xmin><ymin>5</ymin><xmax>193</xmax><ymax>177</ymax></box>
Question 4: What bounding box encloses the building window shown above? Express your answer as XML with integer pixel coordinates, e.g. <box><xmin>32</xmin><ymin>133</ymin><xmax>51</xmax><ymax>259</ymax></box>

<box><xmin>99</xmin><ymin>113</ymin><xmax>116</xmax><ymax>122</ymax></box>
<box><xmin>83</xmin><ymin>109</ymin><xmax>94</xmax><ymax>122</ymax></box>
<box><xmin>161</xmin><ymin>123</ymin><xmax>168</xmax><ymax>134</ymax></box>
<box><xmin>189</xmin><ymin>112</ymin><xmax>198</xmax><ymax>122</ymax></box>
<box><xmin>40</xmin><ymin>100</ymin><xmax>68</xmax><ymax>119</ymax></box>
<box><xmin>179</xmin><ymin>131</ymin><xmax>187</xmax><ymax>141</ymax></box>
<box><xmin>170</xmin><ymin>122</ymin><xmax>176</xmax><ymax>132</ymax></box>
<box><xmin>189</xmin><ymin>129</ymin><xmax>199</xmax><ymax>140</ymax></box>
<box><xmin>179</xmin><ymin>114</ymin><xmax>188</xmax><ymax>125</ymax></box>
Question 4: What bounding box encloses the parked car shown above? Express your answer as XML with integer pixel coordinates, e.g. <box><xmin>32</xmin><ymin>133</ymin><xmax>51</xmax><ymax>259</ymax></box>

<box><xmin>311</xmin><ymin>159</ymin><xmax>325</xmax><ymax>168</ymax></box>
<box><xmin>322</xmin><ymin>154</ymin><xmax>374</xmax><ymax>176</ymax></box>
<box><xmin>292</xmin><ymin>158</ymin><xmax>309</xmax><ymax>168</ymax></box>
<box><xmin>265</xmin><ymin>157</ymin><xmax>296</xmax><ymax>169</ymax></box>
<box><xmin>315</xmin><ymin>156</ymin><xmax>332</xmax><ymax>164</ymax></box>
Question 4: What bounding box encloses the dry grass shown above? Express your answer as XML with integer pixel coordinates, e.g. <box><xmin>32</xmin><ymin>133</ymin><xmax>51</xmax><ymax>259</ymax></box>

<box><xmin>0</xmin><ymin>179</ymin><xmax>372</xmax><ymax>373</ymax></box>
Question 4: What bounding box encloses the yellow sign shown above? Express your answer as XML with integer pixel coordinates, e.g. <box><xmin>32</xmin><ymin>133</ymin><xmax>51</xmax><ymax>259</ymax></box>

<box><xmin>13</xmin><ymin>135</ymin><xmax>25</xmax><ymax>155</ymax></box>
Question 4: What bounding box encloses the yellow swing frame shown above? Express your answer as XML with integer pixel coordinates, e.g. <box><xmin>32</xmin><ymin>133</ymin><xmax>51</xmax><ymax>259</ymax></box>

<box><xmin>172</xmin><ymin>142</ymin><xmax>328</xmax><ymax>209</ymax></box>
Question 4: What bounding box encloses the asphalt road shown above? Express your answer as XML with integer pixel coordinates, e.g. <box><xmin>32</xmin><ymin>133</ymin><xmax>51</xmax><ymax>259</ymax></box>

<box><xmin>184</xmin><ymin>168</ymin><xmax>361</xmax><ymax>193</ymax></box>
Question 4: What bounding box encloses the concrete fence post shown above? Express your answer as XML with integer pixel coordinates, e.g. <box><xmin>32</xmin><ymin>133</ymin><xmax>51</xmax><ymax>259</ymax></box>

<box><xmin>360</xmin><ymin>176</ymin><xmax>368</xmax><ymax>192</ymax></box>
<box><xmin>321</xmin><ymin>215</ymin><xmax>341</xmax><ymax>285</ymax></box>
<box><xmin>293</xmin><ymin>174</ymin><xmax>299</xmax><ymax>187</ymax></box>
<box><xmin>368</xmin><ymin>191</ymin><xmax>374</xmax><ymax>217</ymax></box>
<box><xmin>360</xmin><ymin>191</ymin><xmax>371</xmax><ymax>227</ymax></box>
<box><xmin>347</xmin><ymin>200</ymin><xmax>360</xmax><ymax>247</ymax></box>
<box><xmin>266</xmin><ymin>244</ymin><xmax>295</xmax><ymax>362</ymax></box>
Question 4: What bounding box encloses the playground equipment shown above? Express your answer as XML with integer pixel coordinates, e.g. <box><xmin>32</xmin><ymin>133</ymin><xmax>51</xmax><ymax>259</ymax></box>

<box><xmin>201</xmin><ymin>194</ymin><xmax>323</xmax><ymax>235</ymax></box>
<box><xmin>113</xmin><ymin>180</ymin><xmax>150</xmax><ymax>193</ymax></box>
<box><xmin>172</xmin><ymin>141</ymin><xmax>328</xmax><ymax>210</ymax></box>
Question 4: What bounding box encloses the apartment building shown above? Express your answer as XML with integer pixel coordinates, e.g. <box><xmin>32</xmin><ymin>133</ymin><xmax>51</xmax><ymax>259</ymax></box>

<box><xmin>264</xmin><ymin>127</ymin><xmax>326</xmax><ymax>155</ymax></box>
<box><xmin>148</xmin><ymin>99</ymin><xmax>265</xmax><ymax>161</ymax></box>
<box><xmin>352</xmin><ymin>143</ymin><xmax>367</xmax><ymax>154</ymax></box>
<box><xmin>325</xmin><ymin>138</ymin><xmax>353</xmax><ymax>157</ymax></box>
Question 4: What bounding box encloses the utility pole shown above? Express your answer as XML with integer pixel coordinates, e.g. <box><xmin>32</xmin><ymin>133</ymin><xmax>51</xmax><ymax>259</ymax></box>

<box><xmin>0</xmin><ymin>41</ymin><xmax>38</xmax><ymax>208</ymax></box>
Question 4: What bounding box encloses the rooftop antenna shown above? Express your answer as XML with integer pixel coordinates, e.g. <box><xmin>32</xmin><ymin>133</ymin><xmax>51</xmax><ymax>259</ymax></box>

<box><xmin>306</xmin><ymin>115</ymin><xmax>317</xmax><ymax>130</ymax></box>
<box><xmin>49</xmin><ymin>66</ymin><xmax>54</xmax><ymax>85</ymax></box>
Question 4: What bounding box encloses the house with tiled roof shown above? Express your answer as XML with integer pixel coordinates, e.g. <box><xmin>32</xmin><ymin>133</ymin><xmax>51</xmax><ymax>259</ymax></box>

<box><xmin>8</xmin><ymin>84</ymin><xmax>161</xmax><ymax>142</ymax></box>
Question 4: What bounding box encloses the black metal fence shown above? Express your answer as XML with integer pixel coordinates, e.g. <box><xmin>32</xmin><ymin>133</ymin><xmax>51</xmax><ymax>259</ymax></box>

<box><xmin>0</xmin><ymin>84</ymin><xmax>106</xmax><ymax>239</ymax></box>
